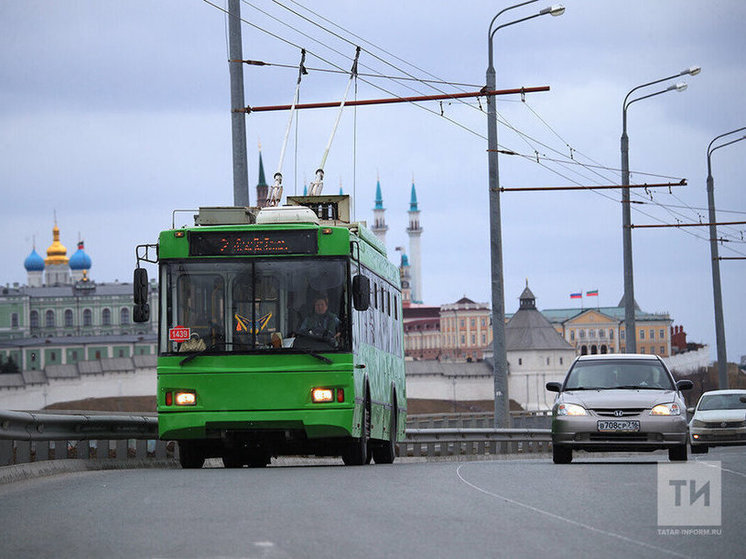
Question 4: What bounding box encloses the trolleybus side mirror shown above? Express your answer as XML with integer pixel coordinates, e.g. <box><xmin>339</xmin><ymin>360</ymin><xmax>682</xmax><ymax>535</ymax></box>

<box><xmin>133</xmin><ymin>267</ymin><xmax>150</xmax><ymax>323</ymax></box>
<box><xmin>352</xmin><ymin>274</ymin><xmax>370</xmax><ymax>311</ymax></box>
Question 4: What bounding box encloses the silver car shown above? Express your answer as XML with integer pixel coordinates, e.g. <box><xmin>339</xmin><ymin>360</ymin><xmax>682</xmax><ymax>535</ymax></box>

<box><xmin>546</xmin><ymin>354</ymin><xmax>693</xmax><ymax>464</ymax></box>
<box><xmin>689</xmin><ymin>389</ymin><xmax>746</xmax><ymax>454</ymax></box>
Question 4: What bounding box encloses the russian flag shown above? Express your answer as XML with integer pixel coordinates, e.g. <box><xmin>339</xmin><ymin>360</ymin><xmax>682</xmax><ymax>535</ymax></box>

<box><xmin>586</xmin><ymin>290</ymin><xmax>599</xmax><ymax>297</ymax></box>
<box><xmin>570</xmin><ymin>292</ymin><xmax>582</xmax><ymax>299</ymax></box>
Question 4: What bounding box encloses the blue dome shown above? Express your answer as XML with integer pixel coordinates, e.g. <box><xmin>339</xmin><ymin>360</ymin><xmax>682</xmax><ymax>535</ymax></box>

<box><xmin>69</xmin><ymin>242</ymin><xmax>92</xmax><ymax>270</ymax></box>
<box><xmin>24</xmin><ymin>248</ymin><xmax>45</xmax><ymax>272</ymax></box>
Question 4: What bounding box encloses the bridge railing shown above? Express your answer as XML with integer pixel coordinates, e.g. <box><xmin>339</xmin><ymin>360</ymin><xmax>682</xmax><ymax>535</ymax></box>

<box><xmin>0</xmin><ymin>409</ymin><xmax>170</xmax><ymax>466</ymax></box>
<box><xmin>406</xmin><ymin>410</ymin><xmax>552</xmax><ymax>430</ymax></box>
<box><xmin>1</xmin><ymin>410</ymin><xmax>552</xmax><ymax>467</ymax></box>
<box><xmin>402</xmin><ymin>427</ymin><xmax>552</xmax><ymax>457</ymax></box>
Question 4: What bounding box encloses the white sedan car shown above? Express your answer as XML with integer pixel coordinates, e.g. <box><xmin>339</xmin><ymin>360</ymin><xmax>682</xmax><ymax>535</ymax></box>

<box><xmin>689</xmin><ymin>389</ymin><xmax>746</xmax><ymax>454</ymax></box>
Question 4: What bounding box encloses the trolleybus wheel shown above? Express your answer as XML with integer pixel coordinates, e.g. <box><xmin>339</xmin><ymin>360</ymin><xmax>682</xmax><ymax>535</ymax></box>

<box><xmin>373</xmin><ymin>400</ymin><xmax>397</xmax><ymax>464</ymax></box>
<box><xmin>246</xmin><ymin>453</ymin><xmax>270</xmax><ymax>468</ymax></box>
<box><xmin>178</xmin><ymin>441</ymin><xmax>206</xmax><ymax>469</ymax></box>
<box><xmin>343</xmin><ymin>396</ymin><xmax>370</xmax><ymax>466</ymax></box>
<box><xmin>222</xmin><ymin>452</ymin><xmax>244</xmax><ymax>468</ymax></box>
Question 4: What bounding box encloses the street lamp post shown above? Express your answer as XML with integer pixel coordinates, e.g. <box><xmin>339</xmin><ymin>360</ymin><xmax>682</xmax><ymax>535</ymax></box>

<box><xmin>706</xmin><ymin>127</ymin><xmax>746</xmax><ymax>388</ymax></box>
<box><xmin>487</xmin><ymin>1</ymin><xmax>564</xmax><ymax>428</ymax></box>
<box><xmin>620</xmin><ymin>67</ymin><xmax>700</xmax><ymax>353</ymax></box>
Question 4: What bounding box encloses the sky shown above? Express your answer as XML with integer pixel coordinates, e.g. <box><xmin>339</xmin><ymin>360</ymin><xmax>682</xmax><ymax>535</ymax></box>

<box><xmin>1</xmin><ymin>1</ymin><xmax>744</xmax><ymax>363</ymax></box>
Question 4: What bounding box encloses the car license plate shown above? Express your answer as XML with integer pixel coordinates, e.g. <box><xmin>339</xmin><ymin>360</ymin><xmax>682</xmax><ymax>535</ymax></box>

<box><xmin>597</xmin><ymin>420</ymin><xmax>640</xmax><ymax>432</ymax></box>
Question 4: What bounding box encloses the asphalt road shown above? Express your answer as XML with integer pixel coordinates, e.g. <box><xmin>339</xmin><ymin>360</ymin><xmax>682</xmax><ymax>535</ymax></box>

<box><xmin>1</xmin><ymin>448</ymin><xmax>744</xmax><ymax>558</ymax></box>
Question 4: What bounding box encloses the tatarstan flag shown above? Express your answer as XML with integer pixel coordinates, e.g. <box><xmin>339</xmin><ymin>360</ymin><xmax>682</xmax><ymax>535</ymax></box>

<box><xmin>586</xmin><ymin>290</ymin><xmax>599</xmax><ymax>297</ymax></box>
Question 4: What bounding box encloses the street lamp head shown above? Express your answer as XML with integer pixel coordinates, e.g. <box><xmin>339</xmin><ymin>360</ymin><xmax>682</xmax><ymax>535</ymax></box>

<box><xmin>672</xmin><ymin>82</ymin><xmax>688</xmax><ymax>92</ymax></box>
<box><xmin>540</xmin><ymin>4</ymin><xmax>566</xmax><ymax>16</ymax></box>
<box><xmin>682</xmin><ymin>65</ymin><xmax>701</xmax><ymax>76</ymax></box>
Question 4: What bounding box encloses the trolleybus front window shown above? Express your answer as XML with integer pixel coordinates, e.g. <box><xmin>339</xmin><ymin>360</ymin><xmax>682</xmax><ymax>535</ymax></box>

<box><xmin>163</xmin><ymin>259</ymin><xmax>349</xmax><ymax>355</ymax></box>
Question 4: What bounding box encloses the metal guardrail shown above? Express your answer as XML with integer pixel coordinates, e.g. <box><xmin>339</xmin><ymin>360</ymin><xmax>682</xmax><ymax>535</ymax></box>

<box><xmin>0</xmin><ymin>410</ymin><xmax>157</xmax><ymax>441</ymax></box>
<box><xmin>0</xmin><ymin>410</ymin><xmax>166</xmax><ymax>467</ymax></box>
<box><xmin>0</xmin><ymin>410</ymin><xmax>552</xmax><ymax>467</ymax></box>
<box><xmin>402</xmin><ymin>427</ymin><xmax>552</xmax><ymax>457</ymax></box>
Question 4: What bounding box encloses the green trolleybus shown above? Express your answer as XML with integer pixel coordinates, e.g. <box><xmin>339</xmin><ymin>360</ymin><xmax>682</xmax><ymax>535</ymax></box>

<box><xmin>133</xmin><ymin>196</ymin><xmax>406</xmax><ymax>468</ymax></box>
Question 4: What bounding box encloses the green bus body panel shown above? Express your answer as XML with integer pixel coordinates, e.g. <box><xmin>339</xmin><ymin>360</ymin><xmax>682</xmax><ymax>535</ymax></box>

<box><xmin>154</xmin><ymin>219</ymin><xmax>406</xmax><ymax>447</ymax></box>
<box><xmin>158</xmin><ymin>354</ymin><xmax>359</xmax><ymax>440</ymax></box>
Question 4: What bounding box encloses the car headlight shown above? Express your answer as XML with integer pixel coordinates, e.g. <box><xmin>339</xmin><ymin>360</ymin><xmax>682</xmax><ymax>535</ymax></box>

<box><xmin>691</xmin><ymin>419</ymin><xmax>706</xmax><ymax>428</ymax></box>
<box><xmin>651</xmin><ymin>403</ymin><xmax>681</xmax><ymax>416</ymax></box>
<box><xmin>557</xmin><ymin>403</ymin><xmax>587</xmax><ymax>416</ymax></box>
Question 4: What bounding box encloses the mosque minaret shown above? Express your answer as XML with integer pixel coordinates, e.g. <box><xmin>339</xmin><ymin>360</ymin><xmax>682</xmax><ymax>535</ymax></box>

<box><xmin>406</xmin><ymin>181</ymin><xmax>423</xmax><ymax>304</ymax></box>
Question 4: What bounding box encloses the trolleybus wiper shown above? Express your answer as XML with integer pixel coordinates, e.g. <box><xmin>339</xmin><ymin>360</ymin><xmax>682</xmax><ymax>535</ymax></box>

<box><xmin>179</xmin><ymin>342</ymin><xmax>232</xmax><ymax>366</ymax></box>
<box><xmin>296</xmin><ymin>348</ymin><xmax>333</xmax><ymax>364</ymax></box>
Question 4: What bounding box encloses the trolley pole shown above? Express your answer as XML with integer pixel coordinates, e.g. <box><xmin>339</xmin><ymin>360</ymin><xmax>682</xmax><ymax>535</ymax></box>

<box><xmin>228</xmin><ymin>0</ymin><xmax>249</xmax><ymax>206</ymax></box>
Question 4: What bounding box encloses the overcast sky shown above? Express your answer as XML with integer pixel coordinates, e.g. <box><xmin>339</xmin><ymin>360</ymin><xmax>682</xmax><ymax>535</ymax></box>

<box><xmin>1</xmin><ymin>1</ymin><xmax>744</xmax><ymax>362</ymax></box>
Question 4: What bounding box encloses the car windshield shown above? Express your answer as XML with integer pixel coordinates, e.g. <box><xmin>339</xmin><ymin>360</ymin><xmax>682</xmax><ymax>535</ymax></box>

<box><xmin>564</xmin><ymin>359</ymin><xmax>675</xmax><ymax>390</ymax></box>
<box><xmin>697</xmin><ymin>393</ymin><xmax>746</xmax><ymax>411</ymax></box>
<box><xmin>160</xmin><ymin>258</ymin><xmax>349</xmax><ymax>354</ymax></box>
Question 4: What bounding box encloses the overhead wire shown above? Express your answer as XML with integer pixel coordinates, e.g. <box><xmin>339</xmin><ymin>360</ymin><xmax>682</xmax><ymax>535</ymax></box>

<box><xmin>206</xmin><ymin>0</ymin><xmax>746</xmax><ymax>255</ymax></box>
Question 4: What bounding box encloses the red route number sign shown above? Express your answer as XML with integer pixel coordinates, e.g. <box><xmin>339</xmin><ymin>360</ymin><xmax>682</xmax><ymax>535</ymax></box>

<box><xmin>169</xmin><ymin>326</ymin><xmax>191</xmax><ymax>342</ymax></box>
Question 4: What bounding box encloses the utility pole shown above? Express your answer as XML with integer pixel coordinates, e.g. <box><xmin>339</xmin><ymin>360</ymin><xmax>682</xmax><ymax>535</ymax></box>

<box><xmin>228</xmin><ymin>0</ymin><xmax>249</xmax><ymax>206</ymax></box>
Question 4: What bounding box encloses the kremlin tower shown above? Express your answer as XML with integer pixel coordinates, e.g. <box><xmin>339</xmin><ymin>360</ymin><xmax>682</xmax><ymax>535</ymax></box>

<box><xmin>24</xmin><ymin>221</ymin><xmax>91</xmax><ymax>287</ymax></box>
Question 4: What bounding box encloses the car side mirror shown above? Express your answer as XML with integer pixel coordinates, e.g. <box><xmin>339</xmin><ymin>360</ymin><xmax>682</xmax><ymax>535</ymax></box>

<box><xmin>676</xmin><ymin>379</ymin><xmax>694</xmax><ymax>391</ymax></box>
<box><xmin>546</xmin><ymin>382</ymin><xmax>562</xmax><ymax>393</ymax></box>
<box><xmin>133</xmin><ymin>267</ymin><xmax>150</xmax><ymax>323</ymax></box>
<box><xmin>686</xmin><ymin>407</ymin><xmax>694</xmax><ymax>414</ymax></box>
<box><xmin>352</xmin><ymin>274</ymin><xmax>370</xmax><ymax>311</ymax></box>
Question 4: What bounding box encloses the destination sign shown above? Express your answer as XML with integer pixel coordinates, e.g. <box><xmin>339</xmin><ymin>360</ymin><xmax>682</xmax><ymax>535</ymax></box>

<box><xmin>189</xmin><ymin>230</ymin><xmax>317</xmax><ymax>256</ymax></box>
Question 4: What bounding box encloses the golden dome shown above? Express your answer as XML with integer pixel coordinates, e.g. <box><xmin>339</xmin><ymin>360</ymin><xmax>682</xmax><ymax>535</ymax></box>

<box><xmin>45</xmin><ymin>224</ymin><xmax>69</xmax><ymax>265</ymax></box>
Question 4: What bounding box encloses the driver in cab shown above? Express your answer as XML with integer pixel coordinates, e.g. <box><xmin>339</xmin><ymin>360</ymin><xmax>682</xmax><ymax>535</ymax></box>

<box><xmin>299</xmin><ymin>294</ymin><xmax>340</xmax><ymax>342</ymax></box>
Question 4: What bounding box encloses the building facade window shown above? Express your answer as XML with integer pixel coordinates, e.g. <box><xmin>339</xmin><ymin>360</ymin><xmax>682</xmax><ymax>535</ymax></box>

<box><xmin>45</xmin><ymin>310</ymin><xmax>55</xmax><ymax>328</ymax></box>
<box><xmin>610</xmin><ymin>329</ymin><xmax>614</xmax><ymax>340</ymax></box>
<box><xmin>650</xmin><ymin>329</ymin><xmax>655</xmax><ymax>340</ymax></box>
<box><xmin>102</xmin><ymin>308</ymin><xmax>112</xmax><ymax>326</ymax></box>
<box><xmin>570</xmin><ymin>330</ymin><xmax>575</xmax><ymax>341</ymax></box>
<box><xmin>11</xmin><ymin>313</ymin><xmax>19</xmax><ymax>328</ymax></box>
<box><xmin>659</xmin><ymin>329</ymin><xmax>665</xmax><ymax>339</ymax></box>
<box><xmin>660</xmin><ymin>346</ymin><xmax>665</xmax><ymax>355</ymax></box>
<box><xmin>30</xmin><ymin>311</ymin><xmax>39</xmax><ymax>329</ymax></box>
<box><xmin>640</xmin><ymin>330</ymin><xmax>645</xmax><ymax>340</ymax></box>
<box><xmin>64</xmin><ymin>309</ymin><xmax>74</xmax><ymax>327</ymax></box>
<box><xmin>83</xmin><ymin>309</ymin><xmax>92</xmax><ymax>327</ymax></box>
<box><xmin>120</xmin><ymin>308</ymin><xmax>130</xmax><ymax>325</ymax></box>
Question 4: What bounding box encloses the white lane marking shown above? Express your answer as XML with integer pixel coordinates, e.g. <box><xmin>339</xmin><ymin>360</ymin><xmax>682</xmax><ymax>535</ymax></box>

<box><xmin>455</xmin><ymin>463</ymin><xmax>691</xmax><ymax>559</ymax></box>
<box><xmin>694</xmin><ymin>456</ymin><xmax>746</xmax><ymax>479</ymax></box>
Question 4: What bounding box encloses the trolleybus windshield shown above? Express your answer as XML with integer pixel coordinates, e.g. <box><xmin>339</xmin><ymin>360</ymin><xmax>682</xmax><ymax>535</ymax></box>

<box><xmin>161</xmin><ymin>258</ymin><xmax>349</xmax><ymax>355</ymax></box>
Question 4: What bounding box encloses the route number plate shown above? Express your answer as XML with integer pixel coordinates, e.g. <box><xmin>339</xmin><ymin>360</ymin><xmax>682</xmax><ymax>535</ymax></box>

<box><xmin>169</xmin><ymin>326</ymin><xmax>191</xmax><ymax>342</ymax></box>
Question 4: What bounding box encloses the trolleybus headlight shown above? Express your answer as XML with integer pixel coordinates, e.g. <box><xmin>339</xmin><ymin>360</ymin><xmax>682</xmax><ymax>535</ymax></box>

<box><xmin>174</xmin><ymin>391</ymin><xmax>197</xmax><ymax>406</ymax></box>
<box><xmin>312</xmin><ymin>388</ymin><xmax>334</xmax><ymax>403</ymax></box>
